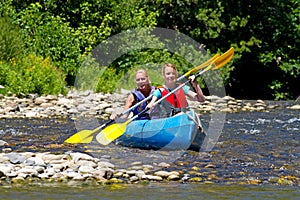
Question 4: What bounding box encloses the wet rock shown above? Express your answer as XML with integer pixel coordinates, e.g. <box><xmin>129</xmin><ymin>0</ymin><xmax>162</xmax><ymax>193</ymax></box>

<box><xmin>0</xmin><ymin>140</ymin><xmax>8</xmax><ymax>146</ymax></box>
<box><xmin>78</xmin><ymin>165</ymin><xmax>94</xmax><ymax>174</ymax></box>
<box><xmin>129</xmin><ymin>176</ymin><xmax>139</xmax><ymax>182</ymax></box>
<box><xmin>204</xmin><ymin>164</ymin><xmax>216</xmax><ymax>168</ymax></box>
<box><xmin>142</xmin><ymin>175</ymin><xmax>163</xmax><ymax>181</ymax></box>
<box><xmin>0</xmin><ymin>164</ymin><xmax>12</xmax><ymax>175</ymax></box>
<box><xmin>189</xmin><ymin>177</ymin><xmax>203</xmax><ymax>182</ymax></box>
<box><xmin>288</xmin><ymin>104</ymin><xmax>300</xmax><ymax>110</ymax></box>
<box><xmin>5</xmin><ymin>152</ymin><xmax>26</xmax><ymax>164</ymax></box>
<box><xmin>154</xmin><ymin>170</ymin><xmax>170</xmax><ymax>178</ymax></box>
<box><xmin>157</xmin><ymin>162</ymin><xmax>171</xmax><ymax>168</ymax></box>
<box><xmin>0</xmin><ymin>89</ymin><xmax>295</xmax><ymax>119</ymax></box>
<box><xmin>11</xmin><ymin>176</ymin><xmax>26</xmax><ymax>184</ymax></box>
<box><xmin>167</xmin><ymin>172</ymin><xmax>180</xmax><ymax>181</ymax></box>
<box><xmin>24</xmin><ymin>156</ymin><xmax>45</xmax><ymax>166</ymax></box>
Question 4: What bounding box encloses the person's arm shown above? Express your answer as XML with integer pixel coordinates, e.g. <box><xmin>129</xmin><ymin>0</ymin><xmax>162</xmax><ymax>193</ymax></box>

<box><xmin>187</xmin><ymin>75</ymin><xmax>205</xmax><ymax>102</ymax></box>
<box><xmin>123</xmin><ymin>93</ymin><xmax>135</xmax><ymax>111</ymax></box>
<box><xmin>146</xmin><ymin>89</ymin><xmax>161</xmax><ymax>109</ymax></box>
<box><xmin>110</xmin><ymin>93</ymin><xmax>134</xmax><ymax>120</ymax></box>
<box><xmin>146</xmin><ymin>96</ymin><xmax>158</xmax><ymax>109</ymax></box>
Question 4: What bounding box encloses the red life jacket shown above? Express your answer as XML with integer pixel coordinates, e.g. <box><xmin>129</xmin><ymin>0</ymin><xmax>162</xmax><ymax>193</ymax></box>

<box><xmin>158</xmin><ymin>86</ymin><xmax>188</xmax><ymax>108</ymax></box>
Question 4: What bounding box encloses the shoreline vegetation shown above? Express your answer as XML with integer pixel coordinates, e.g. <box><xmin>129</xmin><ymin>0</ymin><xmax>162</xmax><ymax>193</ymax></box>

<box><xmin>0</xmin><ymin>90</ymin><xmax>299</xmax><ymax>186</ymax></box>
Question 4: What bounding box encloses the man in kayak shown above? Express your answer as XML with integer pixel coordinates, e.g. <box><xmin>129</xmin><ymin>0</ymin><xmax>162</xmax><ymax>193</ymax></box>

<box><xmin>110</xmin><ymin>69</ymin><xmax>156</xmax><ymax>120</ymax></box>
<box><xmin>147</xmin><ymin>63</ymin><xmax>205</xmax><ymax>116</ymax></box>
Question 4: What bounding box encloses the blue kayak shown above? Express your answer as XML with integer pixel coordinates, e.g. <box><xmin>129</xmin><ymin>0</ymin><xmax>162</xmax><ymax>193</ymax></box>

<box><xmin>116</xmin><ymin>110</ymin><xmax>206</xmax><ymax>151</ymax></box>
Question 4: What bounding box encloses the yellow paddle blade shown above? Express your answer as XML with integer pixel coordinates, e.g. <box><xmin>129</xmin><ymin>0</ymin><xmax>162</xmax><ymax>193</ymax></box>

<box><xmin>212</xmin><ymin>47</ymin><xmax>234</xmax><ymax>70</ymax></box>
<box><xmin>64</xmin><ymin>127</ymin><xmax>101</xmax><ymax>144</ymax></box>
<box><xmin>182</xmin><ymin>53</ymin><xmax>220</xmax><ymax>78</ymax></box>
<box><xmin>96</xmin><ymin>121</ymin><xmax>129</xmax><ymax>145</ymax></box>
<box><xmin>64</xmin><ymin>130</ymin><xmax>94</xmax><ymax>143</ymax></box>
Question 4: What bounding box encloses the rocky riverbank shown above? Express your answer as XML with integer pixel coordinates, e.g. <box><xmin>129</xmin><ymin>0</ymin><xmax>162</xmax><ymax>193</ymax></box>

<box><xmin>0</xmin><ymin>151</ymin><xmax>298</xmax><ymax>186</ymax></box>
<box><xmin>0</xmin><ymin>90</ymin><xmax>299</xmax><ymax>119</ymax></box>
<box><xmin>0</xmin><ymin>90</ymin><xmax>299</xmax><ymax>186</ymax></box>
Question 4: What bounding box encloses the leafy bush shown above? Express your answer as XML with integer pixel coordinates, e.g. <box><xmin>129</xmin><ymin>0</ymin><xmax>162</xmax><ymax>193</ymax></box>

<box><xmin>16</xmin><ymin>3</ymin><xmax>81</xmax><ymax>85</ymax></box>
<box><xmin>0</xmin><ymin>54</ymin><xmax>66</xmax><ymax>96</ymax></box>
<box><xmin>0</xmin><ymin>16</ymin><xmax>24</xmax><ymax>61</ymax></box>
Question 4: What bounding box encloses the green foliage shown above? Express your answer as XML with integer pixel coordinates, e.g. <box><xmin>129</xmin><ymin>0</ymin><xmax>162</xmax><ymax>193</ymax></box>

<box><xmin>16</xmin><ymin>3</ymin><xmax>81</xmax><ymax>84</ymax></box>
<box><xmin>96</xmin><ymin>67</ymin><xmax>122</xmax><ymax>93</ymax></box>
<box><xmin>0</xmin><ymin>55</ymin><xmax>66</xmax><ymax>96</ymax></box>
<box><xmin>0</xmin><ymin>17</ymin><xmax>24</xmax><ymax>61</ymax></box>
<box><xmin>73</xmin><ymin>14</ymin><xmax>112</xmax><ymax>56</ymax></box>
<box><xmin>74</xmin><ymin>56</ymin><xmax>105</xmax><ymax>91</ymax></box>
<box><xmin>0</xmin><ymin>0</ymin><xmax>299</xmax><ymax>100</ymax></box>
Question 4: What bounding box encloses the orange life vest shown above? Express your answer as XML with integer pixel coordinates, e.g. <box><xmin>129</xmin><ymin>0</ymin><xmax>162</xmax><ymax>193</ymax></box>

<box><xmin>158</xmin><ymin>86</ymin><xmax>188</xmax><ymax>108</ymax></box>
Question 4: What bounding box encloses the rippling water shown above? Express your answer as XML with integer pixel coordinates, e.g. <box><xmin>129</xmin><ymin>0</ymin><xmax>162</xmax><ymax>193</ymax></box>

<box><xmin>0</xmin><ymin>101</ymin><xmax>299</xmax><ymax>199</ymax></box>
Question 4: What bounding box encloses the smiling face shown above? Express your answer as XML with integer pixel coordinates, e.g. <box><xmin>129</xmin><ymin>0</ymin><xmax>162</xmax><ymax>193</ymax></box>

<box><xmin>135</xmin><ymin>70</ymin><xmax>150</xmax><ymax>90</ymax></box>
<box><xmin>162</xmin><ymin>63</ymin><xmax>178</xmax><ymax>88</ymax></box>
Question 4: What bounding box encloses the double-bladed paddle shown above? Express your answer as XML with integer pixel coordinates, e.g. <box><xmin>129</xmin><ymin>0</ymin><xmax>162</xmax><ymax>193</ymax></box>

<box><xmin>95</xmin><ymin>47</ymin><xmax>234</xmax><ymax>145</ymax></box>
<box><xmin>64</xmin><ymin>47</ymin><xmax>233</xmax><ymax>144</ymax></box>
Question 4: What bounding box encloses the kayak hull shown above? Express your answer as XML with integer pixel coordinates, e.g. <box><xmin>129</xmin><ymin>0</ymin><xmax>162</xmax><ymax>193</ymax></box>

<box><xmin>116</xmin><ymin>110</ymin><xmax>206</xmax><ymax>151</ymax></box>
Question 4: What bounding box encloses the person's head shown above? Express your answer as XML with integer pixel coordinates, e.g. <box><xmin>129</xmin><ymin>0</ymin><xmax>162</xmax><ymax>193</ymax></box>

<box><xmin>162</xmin><ymin>63</ymin><xmax>178</xmax><ymax>85</ymax></box>
<box><xmin>135</xmin><ymin>69</ymin><xmax>150</xmax><ymax>89</ymax></box>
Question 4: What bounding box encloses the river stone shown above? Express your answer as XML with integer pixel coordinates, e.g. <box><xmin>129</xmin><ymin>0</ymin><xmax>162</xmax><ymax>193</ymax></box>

<box><xmin>40</xmin><ymin>103</ymin><xmax>54</xmax><ymax>108</ymax></box>
<box><xmin>97</xmin><ymin>161</ymin><xmax>115</xmax><ymax>169</ymax></box>
<box><xmin>157</xmin><ymin>162</ymin><xmax>170</xmax><ymax>168</ymax></box>
<box><xmin>154</xmin><ymin>171</ymin><xmax>170</xmax><ymax>177</ymax></box>
<box><xmin>0</xmin><ymin>164</ymin><xmax>12</xmax><ymax>175</ymax></box>
<box><xmin>113</xmin><ymin>171</ymin><xmax>123</xmax><ymax>178</ymax></box>
<box><xmin>94</xmin><ymin>168</ymin><xmax>113</xmax><ymax>179</ymax></box>
<box><xmin>130</xmin><ymin>161</ymin><xmax>143</xmax><ymax>166</ymax></box>
<box><xmin>0</xmin><ymin>155</ymin><xmax>10</xmax><ymax>163</ymax></box>
<box><xmin>0</xmin><ymin>140</ymin><xmax>8</xmax><ymax>146</ymax></box>
<box><xmin>34</xmin><ymin>97</ymin><xmax>47</xmax><ymax>105</ymax></box>
<box><xmin>126</xmin><ymin>170</ymin><xmax>137</xmax><ymax>175</ymax></box>
<box><xmin>130</xmin><ymin>176</ymin><xmax>139</xmax><ymax>182</ymax></box>
<box><xmin>5</xmin><ymin>152</ymin><xmax>26</xmax><ymax>164</ymax></box>
<box><xmin>189</xmin><ymin>177</ymin><xmax>203</xmax><ymax>182</ymax></box>
<box><xmin>78</xmin><ymin>165</ymin><xmax>94</xmax><ymax>173</ymax></box>
<box><xmin>98</xmin><ymin>103</ymin><xmax>111</xmax><ymax>110</ymax></box>
<box><xmin>49</xmin><ymin>164</ymin><xmax>66</xmax><ymax>172</ymax></box>
<box><xmin>44</xmin><ymin>167</ymin><xmax>56</xmax><ymax>176</ymax></box>
<box><xmin>142</xmin><ymin>175</ymin><xmax>163</xmax><ymax>181</ymax></box>
<box><xmin>11</xmin><ymin>176</ymin><xmax>25</xmax><ymax>184</ymax></box>
<box><xmin>129</xmin><ymin>165</ymin><xmax>143</xmax><ymax>170</ymax></box>
<box><xmin>38</xmin><ymin>173</ymin><xmax>49</xmax><ymax>179</ymax></box>
<box><xmin>122</xmin><ymin>173</ymin><xmax>130</xmax><ymax>178</ymax></box>
<box><xmin>76</xmin><ymin>160</ymin><xmax>97</xmax><ymax>168</ymax></box>
<box><xmin>69</xmin><ymin>152</ymin><xmax>95</xmax><ymax>162</ymax></box>
<box><xmin>25</xmin><ymin>156</ymin><xmax>45</xmax><ymax>166</ymax></box>
<box><xmin>65</xmin><ymin>171</ymin><xmax>80</xmax><ymax>178</ymax></box>
<box><xmin>17</xmin><ymin>167</ymin><xmax>39</xmax><ymax>176</ymax></box>
<box><xmin>40</xmin><ymin>154</ymin><xmax>68</xmax><ymax>163</ymax></box>
<box><xmin>25</xmin><ymin>111</ymin><xmax>38</xmax><ymax>118</ymax></box>
<box><xmin>288</xmin><ymin>104</ymin><xmax>300</xmax><ymax>110</ymax></box>
<box><xmin>167</xmin><ymin>174</ymin><xmax>180</xmax><ymax>180</ymax></box>
<box><xmin>142</xmin><ymin>164</ymin><xmax>154</xmax><ymax>170</ymax></box>
<box><xmin>72</xmin><ymin>173</ymin><xmax>86</xmax><ymax>181</ymax></box>
<box><xmin>34</xmin><ymin>166</ymin><xmax>45</xmax><ymax>173</ymax></box>
<box><xmin>135</xmin><ymin>170</ymin><xmax>145</xmax><ymax>178</ymax></box>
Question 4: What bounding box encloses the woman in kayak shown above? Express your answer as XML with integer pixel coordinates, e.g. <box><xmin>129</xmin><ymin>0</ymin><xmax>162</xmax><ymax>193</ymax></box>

<box><xmin>110</xmin><ymin>69</ymin><xmax>156</xmax><ymax>120</ymax></box>
<box><xmin>147</xmin><ymin>63</ymin><xmax>205</xmax><ymax>116</ymax></box>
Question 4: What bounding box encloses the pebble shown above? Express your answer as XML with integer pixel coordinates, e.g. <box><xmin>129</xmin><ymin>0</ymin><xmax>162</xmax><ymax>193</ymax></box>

<box><xmin>0</xmin><ymin>91</ymin><xmax>299</xmax><ymax>119</ymax></box>
<box><xmin>0</xmin><ymin>91</ymin><xmax>299</xmax><ymax>186</ymax></box>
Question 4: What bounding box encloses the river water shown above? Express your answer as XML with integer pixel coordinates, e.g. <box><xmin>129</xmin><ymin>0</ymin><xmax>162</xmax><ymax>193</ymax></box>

<box><xmin>0</xmin><ymin>100</ymin><xmax>299</xmax><ymax>199</ymax></box>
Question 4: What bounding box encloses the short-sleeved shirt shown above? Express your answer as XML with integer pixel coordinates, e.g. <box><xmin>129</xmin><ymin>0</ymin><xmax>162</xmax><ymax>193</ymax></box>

<box><xmin>153</xmin><ymin>85</ymin><xmax>190</xmax><ymax>99</ymax></box>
